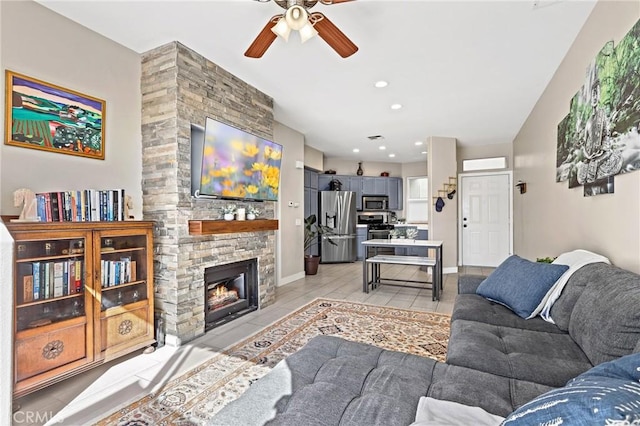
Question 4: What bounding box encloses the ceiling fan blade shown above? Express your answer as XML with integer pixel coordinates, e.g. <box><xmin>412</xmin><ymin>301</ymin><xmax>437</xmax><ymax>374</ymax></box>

<box><xmin>245</xmin><ymin>16</ymin><xmax>280</xmax><ymax>58</ymax></box>
<box><xmin>310</xmin><ymin>12</ymin><xmax>358</xmax><ymax>58</ymax></box>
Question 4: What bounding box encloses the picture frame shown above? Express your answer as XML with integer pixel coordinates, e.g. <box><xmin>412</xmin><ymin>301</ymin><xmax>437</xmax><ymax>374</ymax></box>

<box><xmin>4</xmin><ymin>70</ymin><xmax>106</xmax><ymax>160</ymax></box>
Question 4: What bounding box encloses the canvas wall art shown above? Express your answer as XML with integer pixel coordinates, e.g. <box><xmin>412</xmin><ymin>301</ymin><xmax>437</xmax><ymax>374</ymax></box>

<box><xmin>556</xmin><ymin>18</ymin><xmax>640</xmax><ymax>195</ymax></box>
<box><xmin>4</xmin><ymin>71</ymin><xmax>106</xmax><ymax>160</ymax></box>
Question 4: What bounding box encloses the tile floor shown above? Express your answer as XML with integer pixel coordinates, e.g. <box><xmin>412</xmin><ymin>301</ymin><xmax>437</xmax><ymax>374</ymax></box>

<box><xmin>13</xmin><ymin>263</ymin><xmax>493</xmax><ymax>425</ymax></box>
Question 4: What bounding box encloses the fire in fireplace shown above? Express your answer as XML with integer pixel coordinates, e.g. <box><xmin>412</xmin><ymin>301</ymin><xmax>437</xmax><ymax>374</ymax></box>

<box><xmin>204</xmin><ymin>258</ymin><xmax>258</xmax><ymax>330</ymax></box>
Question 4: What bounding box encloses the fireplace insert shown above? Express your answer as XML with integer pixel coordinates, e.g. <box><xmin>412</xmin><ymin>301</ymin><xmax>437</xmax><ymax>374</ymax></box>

<box><xmin>204</xmin><ymin>258</ymin><xmax>258</xmax><ymax>331</ymax></box>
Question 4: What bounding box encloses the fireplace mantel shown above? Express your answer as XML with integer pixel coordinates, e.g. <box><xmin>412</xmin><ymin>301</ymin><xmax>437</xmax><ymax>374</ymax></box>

<box><xmin>189</xmin><ymin>219</ymin><xmax>279</xmax><ymax>235</ymax></box>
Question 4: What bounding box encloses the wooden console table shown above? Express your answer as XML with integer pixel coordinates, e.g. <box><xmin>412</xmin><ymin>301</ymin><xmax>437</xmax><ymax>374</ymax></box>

<box><xmin>362</xmin><ymin>239</ymin><xmax>443</xmax><ymax>301</ymax></box>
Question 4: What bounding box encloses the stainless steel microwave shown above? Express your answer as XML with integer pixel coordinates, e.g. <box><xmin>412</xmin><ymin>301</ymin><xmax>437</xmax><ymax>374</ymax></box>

<box><xmin>362</xmin><ymin>195</ymin><xmax>389</xmax><ymax>211</ymax></box>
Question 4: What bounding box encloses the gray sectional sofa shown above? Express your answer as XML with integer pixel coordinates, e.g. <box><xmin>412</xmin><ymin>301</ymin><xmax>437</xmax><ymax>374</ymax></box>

<box><xmin>211</xmin><ymin>261</ymin><xmax>640</xmax><ymax>425</ymax></box>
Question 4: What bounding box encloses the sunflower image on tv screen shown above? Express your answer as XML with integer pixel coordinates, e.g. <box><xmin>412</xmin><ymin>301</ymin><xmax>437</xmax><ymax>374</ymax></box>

<box><xmin>199</xmin><ymin>118</ymin><xmax>283</xmax><ymax>201</ymax></box>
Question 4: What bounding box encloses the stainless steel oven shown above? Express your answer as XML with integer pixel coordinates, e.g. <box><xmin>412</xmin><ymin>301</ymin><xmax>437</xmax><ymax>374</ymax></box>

<box><xmin>362</xmin><ymin>195</ymin><xmax>389</xmax><ymax>211</ymax></box>
<box><xmin>366</xmin><ymin>224</ymin><xmax>395</xmax><ymax>256</ymax></box>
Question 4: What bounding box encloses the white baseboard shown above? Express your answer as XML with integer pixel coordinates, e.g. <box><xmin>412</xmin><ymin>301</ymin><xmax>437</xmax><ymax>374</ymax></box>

<box><xmin>443</xmin><ymin>267</ymin><xmax>459</xmax><ymax>274</ymax></box>
<box><xmin>164</xmin><ymin>334</ymin><xmax>182</xmax><ymax>347</ymax></box>
<box><xmin>279</xmin><ymin>272</ymin><xmax>305</xmax><ymax>286</ymax></box>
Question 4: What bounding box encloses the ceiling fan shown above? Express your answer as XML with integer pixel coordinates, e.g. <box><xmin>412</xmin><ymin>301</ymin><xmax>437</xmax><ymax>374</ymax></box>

<box><xmin>245</xmin><ymin>0</ymin><xmax>358</xmax><ymax>59</ymax></box>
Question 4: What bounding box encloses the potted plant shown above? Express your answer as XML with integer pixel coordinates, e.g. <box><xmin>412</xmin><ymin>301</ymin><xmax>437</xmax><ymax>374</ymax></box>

<box><xmin>247</xmin><ymin>205</ymin><xmax>260</xmax><ymax>220</ymax></box>
<box><xmin>304</xmin><ymin>214</ymin><xmax>335</xmax><ymax>275</ymax></box>
<box><xmin>221</xmin><ymin>204</ymin><xmax>237</xmax><ymax>221</ymax></box>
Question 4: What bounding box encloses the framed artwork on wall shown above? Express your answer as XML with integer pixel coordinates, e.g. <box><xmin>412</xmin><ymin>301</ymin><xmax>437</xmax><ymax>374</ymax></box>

<box><xmin>4</xmin><ymin>70</ymin><xmax>106</xmax><ymax>160</ymax></box>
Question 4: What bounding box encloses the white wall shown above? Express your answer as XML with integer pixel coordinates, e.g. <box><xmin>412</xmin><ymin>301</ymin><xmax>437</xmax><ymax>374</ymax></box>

<box><xmin>274</xmin><ymin>122</ymin><xmax>306</xmax><ymax>284</ymax></box>
<box><xmin>513</xmin><ymin>0</ymin><xmax>640</xmax><ymax>273</ymax></box>
<box><xmin>0</xmin><ymin>1</ymin><xmax>142</xmax><ymax>219</ymax></box>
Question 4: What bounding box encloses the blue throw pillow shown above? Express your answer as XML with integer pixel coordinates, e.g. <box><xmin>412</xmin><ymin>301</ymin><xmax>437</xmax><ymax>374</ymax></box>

<box><xmin>503</xmin><ymin>352</ymin><xmax>640</xmax><ymax>425</ymax></box>
<box><xmin>476</xmin><ymin>255</ymin><xmax>569</xmax><ymax>318</ymax></box>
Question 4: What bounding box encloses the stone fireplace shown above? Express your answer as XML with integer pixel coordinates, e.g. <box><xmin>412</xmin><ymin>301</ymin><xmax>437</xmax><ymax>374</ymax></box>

<box><xmin>141</xmin><ymin>41</ymin><xmax>276</xmax><ymax>345</ymax></box>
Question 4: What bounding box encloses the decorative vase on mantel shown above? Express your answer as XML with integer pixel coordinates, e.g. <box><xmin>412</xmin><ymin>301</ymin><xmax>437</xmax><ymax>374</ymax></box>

<box><xmin>223</xmin><ymin>213</ymin><xmax>234</xmax><ymax>221</ymax></box>
<box><xmin>356</xmin><ymin>162</ymin><xmax>363</xmax><ymax>176</ymax></box>
<box><xmin>247</xmin><ymin>213</ymin><xmax>256</xmax><ymax>220</ymax></box>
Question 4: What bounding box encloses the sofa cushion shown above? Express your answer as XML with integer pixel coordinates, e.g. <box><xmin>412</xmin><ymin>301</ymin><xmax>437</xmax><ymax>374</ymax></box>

<box><xmin>535</xmin><ymin>249</ymin><xmax>610</xmax><ymax>321</ymax></box>
<box><xmin>547</xmin><ymin>263</ymin><xmax>602</xmax><ymax>331</ymax></box>
<box><xmin>210</xmin><ymin>335</ymin><xmax>437</xmax><ymax>426</ymax></box>
<box><xmin>452</xmin><ymin>294</ymin><xmax>565</xmax><ymax>334</ymax></box>
<box><xmin>446</xmin><ymin>319</ymin><xmax>593</xmax><ymax>387</ymax></box>
<box><xmin>457</xmin><ymin>274</ymin><xmax>486</xmax><ymax>294</ymax></box>
<box><xmin>502</xmin><ymin>352</ymin><xmax>640</xmax><ymax>425</ymax></box>
<box><xmin>569</xmin><ymin>264</ymin><xmax>640</xmax><ymax>366</ymax></box>
<box><xmin>476</xmin><ymin>255</ymin><xmax>569</xmax><ymax>319</ymax></box>
<box><xmin>427</xmin><ymin>363</ymin><xmax>555</xmax><ymax>418</ymax></box>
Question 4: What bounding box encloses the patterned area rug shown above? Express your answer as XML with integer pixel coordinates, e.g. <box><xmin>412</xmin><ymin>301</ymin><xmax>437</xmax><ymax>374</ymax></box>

<box><xmin>96</xmin><ymin>298</ymin><xmax>451</xmax><ymax>425</ymax></box>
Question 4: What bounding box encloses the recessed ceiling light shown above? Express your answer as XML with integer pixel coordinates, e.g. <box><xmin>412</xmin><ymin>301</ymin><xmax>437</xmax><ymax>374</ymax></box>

<box><xmin>374</xmin><ymin>80</ymin><xmax>388</xmax><ymax>88</ymax></box>
<box><xmin>389</xmin><ymin>153</ymin><xmax>396</xmax><ymax>158</ymax></box>
<box><xmin>352</xmin><ymin>148</ymin><xmax>360</xmax><ymax>153</ymax></box>
<box><xmin>391</xmin><ymin>103</ymin><xmax>402</xmax><ymax>110</ymax></box>
<box><xmin>379</xmin><ymin>146</ymin><xmax>386</xmax><ymax>150</ymax></box>
<box><xmin>415</xmin><ymin>141</ymin><xmax>423</xmax><ymax>146</ymax></box>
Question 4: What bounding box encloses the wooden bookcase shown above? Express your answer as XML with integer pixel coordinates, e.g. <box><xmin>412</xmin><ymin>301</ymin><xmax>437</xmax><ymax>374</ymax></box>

<box><xmin>4</xmin><ymin>220</ymin><xmax>155</xmax><ymax>398</ymax></box>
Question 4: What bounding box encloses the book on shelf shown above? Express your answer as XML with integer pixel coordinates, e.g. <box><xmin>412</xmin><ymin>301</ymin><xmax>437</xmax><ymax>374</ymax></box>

<box><xmin>23</xmin><ymin>275</ymin><xmax>34</xmax><ymax>303</ymax></box>
<box><xmin>34</xmin><ymin>188</ymin><xmax>127</xmax><ymax>223</ymax></box>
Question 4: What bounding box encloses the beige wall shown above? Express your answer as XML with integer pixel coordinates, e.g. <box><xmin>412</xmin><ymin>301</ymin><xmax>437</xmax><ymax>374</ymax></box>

<box><xmin>323</xmin><ymin>158</ymin><xmax>402</xmax><ymax>177</ymax></box>
<box><xmin>457</xmin><ymin>143</ymin><xmax>513</xmax><ymax>172</ymax></box>
<box><xmin>274</xmin><ymin>122</ymin><xmax>306</xmax><ymax>283</ymax></box>
<box><xmin>304</xmin><ymin>145</ymin><xmax>324</xmax><ymax>171</ymax></box>
<box><xmin>513</xmin><ymin>0</ymin><xmax>640</xmax><ymax>273</ymax></box>
<box><xmin>428</xmin><ymin>137</ymin><xmax>458</xmax><ymax>271</ymax></box>
<box><xmin>0</xmin><ymin>1</ymin><xmax>142</xmax><ymax>219</ymax></box>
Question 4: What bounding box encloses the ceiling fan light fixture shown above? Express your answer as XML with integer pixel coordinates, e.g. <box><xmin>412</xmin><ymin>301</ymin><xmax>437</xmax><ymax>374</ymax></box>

<box><xmin>299</xmin><ymin>21</ymin><xmax>318</xmax><ymax>43</ymax></box>
<box><xmin>285</xmin><ymin>5</ymin><xmax>309</xmax><ymax>31</ymax></box>
<box><xmin>271</xmin><ymin>17</ymin><xmax>291</xmax><ymax>41</ymax></box>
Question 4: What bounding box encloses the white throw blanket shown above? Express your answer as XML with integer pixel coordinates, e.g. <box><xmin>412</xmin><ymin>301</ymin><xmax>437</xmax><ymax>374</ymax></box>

<box><xmin>533</xmin><ymin>249</ymin><xmax>610</xmax><ymax>322</ymax></box>
<box><xmin>410</xmin><ymin>397</ymin><xmax>504</xmax><ymax>426</ymax></box>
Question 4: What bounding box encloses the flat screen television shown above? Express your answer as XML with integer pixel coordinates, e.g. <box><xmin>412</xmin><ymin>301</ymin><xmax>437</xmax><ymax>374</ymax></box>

<box><xmin>191</xmin><ymin>117</ymin><xmax>283</xmax><ymax>202</ymax></box>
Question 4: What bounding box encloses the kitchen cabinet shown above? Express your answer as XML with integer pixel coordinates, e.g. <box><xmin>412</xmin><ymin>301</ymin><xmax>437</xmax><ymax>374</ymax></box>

<box><xmin>304</xmin><ymin>169</ymin><xmax>320</xmax><ymax>257</ymax></box>
<box><xmin>316</xmin><ymin>175</ymin><xmax>402</xmax><ymax>212</ymax></box>
<box><xmin>388</xmin><ymin>177</ymin><xmax>403</xmax><ymax>210</ymax></box>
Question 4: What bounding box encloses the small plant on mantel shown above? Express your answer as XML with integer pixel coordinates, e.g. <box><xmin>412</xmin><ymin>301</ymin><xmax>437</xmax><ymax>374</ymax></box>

<box><xmin>304</xmin><ymin>214</ymin><xmax>336</xmax><ymax>275</ymax></box>
<box><xmin>247</xmin><ymin>205</ymin><xmax>260</xmax><ymax>220</ymax></box>
<box><xmin>221</xmin><ymin>204</ymin><xmax>237</xmax><ymax>221</ymax></box>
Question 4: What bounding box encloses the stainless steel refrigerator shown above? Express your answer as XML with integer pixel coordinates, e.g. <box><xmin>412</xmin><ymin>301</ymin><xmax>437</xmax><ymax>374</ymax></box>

<box><xmin>319</xmin><ymin>191</ymin><xmax>357</xmax><ymax>263</ymax></box>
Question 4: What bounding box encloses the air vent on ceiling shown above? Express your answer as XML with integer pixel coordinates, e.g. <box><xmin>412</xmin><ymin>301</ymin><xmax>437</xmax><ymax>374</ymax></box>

<box><xmin>367</xmin><ymin>135</ymin><xmax>385</xmax><ymax>141</ymax></box>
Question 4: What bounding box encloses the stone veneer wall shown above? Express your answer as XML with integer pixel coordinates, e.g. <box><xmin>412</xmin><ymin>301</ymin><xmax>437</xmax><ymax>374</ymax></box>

<box><xmin>141</xmin><ymin>42</ymin><xmax>276</xmax><ymax>344</ymax></box>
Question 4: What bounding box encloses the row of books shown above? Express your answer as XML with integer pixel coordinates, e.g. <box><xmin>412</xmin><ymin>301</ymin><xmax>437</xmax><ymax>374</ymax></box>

<box><xmin>101</xmin><ymin>257</ymin><xmax>137</xmax><ymax>288</ymax></box>
<box><xmin>20</xmin><ymin>260</ymin><xmax>84</xmax><ymax>303</ymax></box>
<box><xmin>35</xmin><ymin>189</ymin><xmax>126</xmax><ymax>222</ymax></box>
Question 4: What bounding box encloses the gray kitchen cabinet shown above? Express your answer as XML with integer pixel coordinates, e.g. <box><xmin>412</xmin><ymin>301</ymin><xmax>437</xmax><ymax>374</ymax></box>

<box><xmin>347</xmin><ymin>177</ymin><xmax>363</xmax><ymax>210</ymax></box>
<box><xmin>317</xmin><ymin>174</ymin><xmax>334</xmax><ymax>191</ymax></box>
<box><xmin>388</xmin><ymin>177</ymin><xmax>403</xmax><ymax>210</ymax></box>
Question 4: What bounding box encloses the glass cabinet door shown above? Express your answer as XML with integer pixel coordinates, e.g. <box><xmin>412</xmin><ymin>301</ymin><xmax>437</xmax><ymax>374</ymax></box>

<box><xmin>14</xmin><ymin>236</ymin><xmax>87</xmax><ymax>332</ymax></box>
<box><xmin>98</xmin><ymin>234</ymin><xmax>148</xmax><ymax>310</ymax></box>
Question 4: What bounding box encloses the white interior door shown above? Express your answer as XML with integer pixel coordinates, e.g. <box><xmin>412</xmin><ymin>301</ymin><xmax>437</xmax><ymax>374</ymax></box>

<box><xmin>459</xmin><ymin>172</ymin><xmax>512</xmax><ymax>267</ymax></box>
